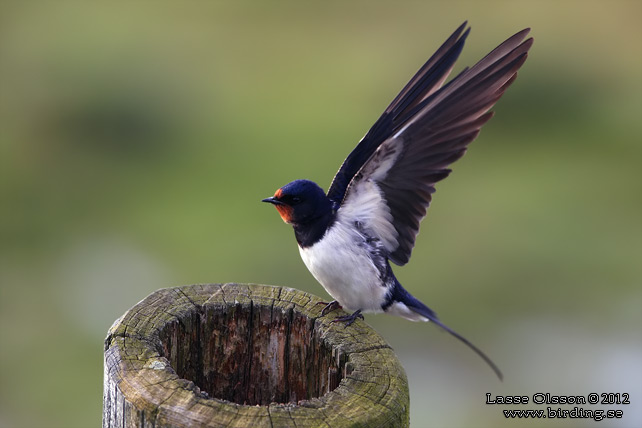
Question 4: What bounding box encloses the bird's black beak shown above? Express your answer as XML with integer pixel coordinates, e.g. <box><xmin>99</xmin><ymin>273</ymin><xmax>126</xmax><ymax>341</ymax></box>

<box><xmin>262</xmin><ymin>196</ymin><xmax>284</xmax><ymax>206</ymax></box>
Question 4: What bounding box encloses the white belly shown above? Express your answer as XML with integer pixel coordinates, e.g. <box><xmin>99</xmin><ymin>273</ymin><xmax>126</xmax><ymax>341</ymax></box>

<box><xmin>298</xmin><ymin>222</ymin><xmax>389</xmax><ymax>313</ymax></box>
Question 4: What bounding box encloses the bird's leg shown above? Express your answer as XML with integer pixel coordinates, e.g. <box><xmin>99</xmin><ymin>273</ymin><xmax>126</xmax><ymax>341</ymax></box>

<box><xmin>332</xmin><ymin>309</ymin><xmax>364</xmax><ymax>327</ymax></box>
<box><xmin>318</xmin><ymin>300</ymin><xmax>342</xmax><ymax>317</ymax></box>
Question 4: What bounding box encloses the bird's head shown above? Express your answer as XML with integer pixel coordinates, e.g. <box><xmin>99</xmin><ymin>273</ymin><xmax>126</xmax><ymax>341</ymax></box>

<box><xmin>262</xmin><ymin>179</ymin><xmax>332</xmax><ymax>225</ymax></box>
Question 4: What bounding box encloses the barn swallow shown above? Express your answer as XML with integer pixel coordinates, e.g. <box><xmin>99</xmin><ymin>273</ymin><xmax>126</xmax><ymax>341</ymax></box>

<box><xmin>263</xmin><ymin>23</ymin><xmax>532</xmax><ymax>380</ymax></box>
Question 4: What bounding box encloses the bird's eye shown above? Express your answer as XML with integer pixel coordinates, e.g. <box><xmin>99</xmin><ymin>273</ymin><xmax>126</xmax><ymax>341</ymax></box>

<box><xmin>290</xmin><ymin>197</ymin><xmax>301</xmax><ymax>204</ymax></box>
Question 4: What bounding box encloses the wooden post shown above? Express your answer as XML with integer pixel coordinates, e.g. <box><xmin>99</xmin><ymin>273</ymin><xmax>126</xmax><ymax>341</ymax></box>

<box><xmin>103</xmin><ymin>283</ymin><xmax>409</xmax><ymax>427</ymax></box>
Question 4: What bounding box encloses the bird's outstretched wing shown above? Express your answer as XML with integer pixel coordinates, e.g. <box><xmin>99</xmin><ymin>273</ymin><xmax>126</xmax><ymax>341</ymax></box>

<box><xmin>327</xmin><ymin>22</ymin><xmax>470</xmax><ymax>206</ymax></box>
<box><xmin>327</xmin><ymin>24</ymin><xmax>532</xmax><ymax>265</ymax></box>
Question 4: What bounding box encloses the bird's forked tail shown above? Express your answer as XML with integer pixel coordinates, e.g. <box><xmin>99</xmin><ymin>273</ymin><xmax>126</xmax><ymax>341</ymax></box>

<box><xmin>389</xmin><ymin>283</ymin><xmax>503</xmax><ymax>380</ymax></box>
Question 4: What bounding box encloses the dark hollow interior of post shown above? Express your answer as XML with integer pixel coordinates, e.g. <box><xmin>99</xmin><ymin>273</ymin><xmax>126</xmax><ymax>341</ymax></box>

<box><xmin>158</xmin><ymin>303</ymin><xmax>345</xmax><ymax>406</ymax></box>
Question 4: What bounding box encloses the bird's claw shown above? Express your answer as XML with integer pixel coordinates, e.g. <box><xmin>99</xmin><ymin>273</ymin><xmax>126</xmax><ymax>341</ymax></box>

<box><xmin>318</xmin><ymin>300</ymin><xmax>342</xmax><ymax>317</ymax></box>
<box><xmin>331</xmin><ymin>310</ymin><xmax>364</xmax><ymax>327</ymax></box>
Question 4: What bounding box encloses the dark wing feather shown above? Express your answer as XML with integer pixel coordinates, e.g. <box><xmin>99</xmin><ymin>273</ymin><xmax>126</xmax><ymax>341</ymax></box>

<box><xmin>326</xmin><ymin>22</ymin><xmax>470</xmax><ymax>205</ymax></box>
<box><xmin>339</xmin><ymin>28</ymin><xmax>533</xmax><ymax>265</ymax></box>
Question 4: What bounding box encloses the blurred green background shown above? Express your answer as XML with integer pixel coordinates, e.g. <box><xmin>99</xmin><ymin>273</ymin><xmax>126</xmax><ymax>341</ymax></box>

<box><xmin>0</xmin><ymin>1</ymin><xmax>640</xmax><ymax>427</ymax></box>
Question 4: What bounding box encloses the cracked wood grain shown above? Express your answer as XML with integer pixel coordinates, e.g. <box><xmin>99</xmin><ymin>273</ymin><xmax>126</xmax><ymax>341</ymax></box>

<box><xmin>103</xmin><ymin>283</ymin><xmax>409</xmax><ymax>427</ymax></box>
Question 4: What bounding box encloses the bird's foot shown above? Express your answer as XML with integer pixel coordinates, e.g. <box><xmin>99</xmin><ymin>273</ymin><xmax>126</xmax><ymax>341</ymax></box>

<box><xmin>318</xmin><ymin>300</ymin><xmax>342</xmax><ymax>317</ymax></box>
<box><xmin>331</xmin><ymin>310</ymin><xmax>364</xmax><ymax>327</ymax></box>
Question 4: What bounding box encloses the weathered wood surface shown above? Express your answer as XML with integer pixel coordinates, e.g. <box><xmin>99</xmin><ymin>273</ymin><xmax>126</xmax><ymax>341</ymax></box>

<box><xmin>103</xmin><ymin>283</ymin><xmax>409</xmax><ymax>427</ymax></box>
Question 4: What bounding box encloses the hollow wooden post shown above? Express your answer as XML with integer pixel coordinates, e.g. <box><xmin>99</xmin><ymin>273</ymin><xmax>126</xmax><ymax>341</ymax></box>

<box><xmin>103</xmin><ymin>283</ymin><xmax>409</xmax><ymax>427</ymax></box>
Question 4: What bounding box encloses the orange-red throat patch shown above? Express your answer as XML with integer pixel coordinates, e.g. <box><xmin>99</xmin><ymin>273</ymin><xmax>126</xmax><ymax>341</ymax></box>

<box><xmin>275</xmin><ymin>204</ymin><xmax>293</xmax><ymax>223</ymax></box>
<box><xmin>273</xmin><ymin>188</ymin><xmax>292</xmax><ymax>223</ymax></box>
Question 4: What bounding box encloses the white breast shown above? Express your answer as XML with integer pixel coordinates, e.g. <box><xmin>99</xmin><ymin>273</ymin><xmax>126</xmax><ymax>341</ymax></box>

<box><xmin>298</xmin><ymin>220</ymin><xmax>389</xmax><ymax>313</ymax></box>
